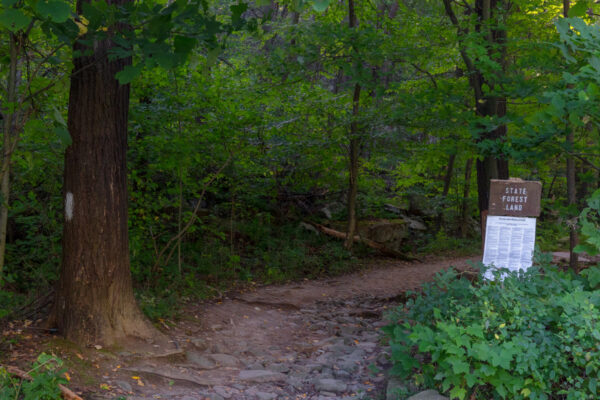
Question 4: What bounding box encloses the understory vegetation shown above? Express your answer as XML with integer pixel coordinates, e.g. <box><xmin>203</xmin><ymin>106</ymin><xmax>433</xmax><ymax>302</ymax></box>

<box><xmin>0</xmin><ymin>354</ymin><xmax>68</xmax><ymax>399</ymax></box>
<box><xmin>387</xmin><ymin>262</ymin><xmax>600</xmax><ymax>399</ymax></box>
<box><xmin>385</xmin><ymin>190</ymin><xmax>600</xmax><ymax>400</ymax></box>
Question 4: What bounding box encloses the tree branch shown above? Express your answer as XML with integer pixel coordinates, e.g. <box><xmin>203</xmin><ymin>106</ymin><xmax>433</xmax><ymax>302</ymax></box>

<box><xmin>409</xmin><ymin>62</ymin><xmax>438</xmax><ymax>89</ymax></box>
<box><xmin>151</xmin><ymin>156</ymin><xmax>232</xmax><ymax>273</ymax></box>
<box><xmin>442</xmin><ymin>0</ymin><xmax>483</xmax><ymax>100</ymax></box>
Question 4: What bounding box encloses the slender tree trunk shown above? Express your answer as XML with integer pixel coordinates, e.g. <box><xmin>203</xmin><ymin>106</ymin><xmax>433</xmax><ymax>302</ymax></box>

<box><xmin>567</xmin><ymin>136</ymin><xmax>578</xmax><ymax>269</ymax></box>
<box><xmin>563</xmin><ymin>0</ymin><xmax>578</xmax><ymax>270</ymax></box>
<box><xmin>578</xmin><ymin>162</ymin><xmax>588</xmax><ymax>207</ymax></box>
<box><xmin>435</xmin><ymin>153</ymin><xmax>456</xmax><ymax>233</ymax></box>
<box><xmin>345</xmin><ymin>84</ymin><xmax>361</xmax><ymax>249</ymax></box>
<box><xmin>546</xmin><ymin>172</ymin><xmax>557</xmax><ymax>201</ymax></box>
<box><xmin>50</xmin><ymin>0</ymin><xmax>157</xmax><ymax>345</ymax></box>
<box><xmin>0</xmin><ymin>34</ymin><xmax>20</xmax><ymax>282</ymax></box>
<box><xmin>177</xmin><ymin>169</ymin><xmax>183</xmax><ymax>276</ymax></box>
<box><xmin>461</xmin><ymin>158</ymin><xmax>474</xmax><ymax>238</ymax></box>
<box><xmin>344</xmin><ymin>0</ymin><xmax>361</xmax><ymax>249</ymax></box>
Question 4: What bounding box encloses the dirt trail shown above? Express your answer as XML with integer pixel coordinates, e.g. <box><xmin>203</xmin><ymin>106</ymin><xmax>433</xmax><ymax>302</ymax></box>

<box><xmin>33</xmin><ymin>256</ymin><xmax>478</xmax><ymax>400</ymax></box>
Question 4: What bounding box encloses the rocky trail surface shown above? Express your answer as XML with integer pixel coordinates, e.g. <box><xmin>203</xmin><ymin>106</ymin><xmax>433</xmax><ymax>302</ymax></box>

<box><xmin>35</xmin><ymin>257</ymin><xmax>477</xmax><ymax>400</ymax></box>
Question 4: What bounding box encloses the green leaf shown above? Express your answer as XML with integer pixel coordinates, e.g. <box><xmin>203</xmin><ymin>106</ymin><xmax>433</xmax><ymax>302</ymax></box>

<box><xmin>230</xmin><ymin>2</ymin><xmax>247</xmax><ymax>28</ymax></box>
<box><xmin>569</xmin><ymin>1</ymin><xmax>590</xmax><ymax>17</ymax></box>
<box><xmin>311</xmin><ymin>0</ymin><xmax>330</xmax><ymax>12</ymax></box>
<box><xmin>449</xmin><ymin>386</ymin><xmax>467</xmax><ymax>400</ymax></box>
<box><xmin>581</xmin><ymin>266</ymin><xmax>600</xmax><ymax>287</ymax></box>
<box><xmin>449</xmin><ymin>358</ymin><xmax>470</xmax><ymax>375</ymax></box>
<box><xmin>52</xmin><ymin>106</ymin><xmax>66</xmax><ymax>127</ymax></box>
<box><xmin>589</xmin><ymin>57</ymin><xmax>600</xmax><ymax>74</ymax></box>
<box><xmin>465</xmin><ymin>324</ymin><xmax>484</xmax><ymax>339</ymax></box>
<box><xmin>2</xmin><ymin>0</ymin><xmax>18</xmax><ymax>7</ymax></box>
<box><xmin>115</xmin><ymin>64</ymin><xmax>142</xmax><ymax>84</ymax></box>
<box><xmin>36</xmin><ymin>0</ymin><xmax>71</xmax><ymax>22</ymax></box>
<box><xmin>551</xmin><ymin>94</ymin><xmax>565</xmax><ymax>111</ymax></box>
<box><xmin>147</xmin><ymin>14</ymin><xmax>172</xmax><ymax>40</ymax></box>
<box><xmin>0</xmin><ymin>9</ymin><xmax>32</xmax><ymax>32</ymax></box>
<box><xmin>205</xmin><ymin>47</ymin><xmax>220</xmax><ymax>69</ymax></box>
<box><xmin>54</xmin><ymin>126</ymin><xmax>72</xmax><ymax>147</ymax></box>
<box><xmin>465</xmin><ymin>373</ymin><xmax>479</xmax><ymax>388</ymax></box>
<box><xmin>81</xmin><ymin>1</ymin><xmax>105</xmax><ymax>30</ymax></box>
<box><xmin>589</xmin><ymin>378</ymin><xmax>597</xmax><ymax>394</ymax></box>
<box><xmin>574</xmin><ymin>244</ymin><xmax>599</xmax><ymax>257</ymax></box>
<box><xmin>174</xmin><ymin>35</ymin><xmax>197</xmax><ymax>56</ymax></box>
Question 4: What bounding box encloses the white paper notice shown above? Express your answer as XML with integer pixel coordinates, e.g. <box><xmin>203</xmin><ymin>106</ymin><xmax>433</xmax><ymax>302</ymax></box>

<box><xmin>482</xmin><ymin>216</ymin><xmax>536</xmax><ymax>279</ymax></box>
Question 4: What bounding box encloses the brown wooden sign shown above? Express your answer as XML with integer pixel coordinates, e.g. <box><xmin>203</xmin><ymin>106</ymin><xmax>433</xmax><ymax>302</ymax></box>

<box><xmin>488</xmin><ymin>179</ymin><xmax>542</xmax><ymax>217</ymax></box>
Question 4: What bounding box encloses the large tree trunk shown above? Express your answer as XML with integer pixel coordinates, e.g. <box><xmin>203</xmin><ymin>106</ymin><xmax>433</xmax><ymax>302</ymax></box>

<box><xmin>473</xmin><ymin>0</ymin><xmax>509</xmax><ymax>228</ymax></box>
<box><xmin>50</xmin><ymin>0</ymin><xmax>156</xmax><ymax>345</ymax></box>
<box><xmin>442</xmin><ymin>0</ymin><xmax>510</xmax><ymax>232</ymax></box>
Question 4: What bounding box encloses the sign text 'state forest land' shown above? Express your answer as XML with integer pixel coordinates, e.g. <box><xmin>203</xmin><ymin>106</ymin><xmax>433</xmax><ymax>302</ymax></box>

<box><xmin>488</xmin><ymin>179</ymin><xmax>542</xmax><ymax>217</ymax></box>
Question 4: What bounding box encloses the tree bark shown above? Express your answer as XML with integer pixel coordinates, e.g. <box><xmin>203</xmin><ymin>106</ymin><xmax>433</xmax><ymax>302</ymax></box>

<box><xmin>567</xmin><ymin>135</ymin><xmax>578</xmax><ymax>270</ymax></box>
<box><xmin>443</xmin><ymin>0</ymin><xmax>510</xmax><ymax>230</ymax></box>
<box><xmin>344</xmin><ymin>84</ymin><xmax>361</xmax><ymax>250</ymax></box>
<box><xmin>473</xmin><ymin>0</ymin><xmax>509</xmax><ymax>224</ymax></box>
<box><xmin>0</xmin><ymin>33</ymin><xmax>19</xmax><ymax>282</ymax></box>
<box><xmin>460</xmin><ymin>158</ymin><xmax>474</xmax><ymax>238</ymax></box>
<box><xmin>50</xmin><ymin>0</ymin><xmax>157</xmax><ymax>345</ymax></box>
<box><xmin>563</xmin><ymin>0</ymin><xmax>578</xmax><ymax>270</ymax></box>
<box><xmin>344</xmin><ymin>0</ymin><xmax>361</xmax><ymax>250</ymax></box>
<box><xmin>435</xmin><ymin>153</ymin><xmax>456</xmax><ymax>232</ymax></box>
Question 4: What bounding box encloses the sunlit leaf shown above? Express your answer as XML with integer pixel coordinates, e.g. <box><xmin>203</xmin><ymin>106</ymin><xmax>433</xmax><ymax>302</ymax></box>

<box><xmin>311</xmin><ymin>0</ymin><xmax>330</xmax><ymax>12</ymax></box>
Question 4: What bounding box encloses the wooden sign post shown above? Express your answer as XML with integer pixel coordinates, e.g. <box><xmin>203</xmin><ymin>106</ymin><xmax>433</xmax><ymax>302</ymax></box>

<box><xmin>482</xmin><ymin>179</ymin><xmax>542</xmax><ymax>278</ymax></box>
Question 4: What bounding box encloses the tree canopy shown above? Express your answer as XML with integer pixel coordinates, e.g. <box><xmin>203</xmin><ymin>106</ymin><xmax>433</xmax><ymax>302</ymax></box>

<box><xmin>1</xmin><ymin>0</ymin><xmax>600</xmax><ymax>347</ymax></box>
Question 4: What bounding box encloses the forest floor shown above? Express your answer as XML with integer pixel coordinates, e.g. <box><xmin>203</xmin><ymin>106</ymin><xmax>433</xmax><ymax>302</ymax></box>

<box><xmin>2</xmin><ymin>255</ymin><xmax>479</xmax><ymax>400</ymax></box>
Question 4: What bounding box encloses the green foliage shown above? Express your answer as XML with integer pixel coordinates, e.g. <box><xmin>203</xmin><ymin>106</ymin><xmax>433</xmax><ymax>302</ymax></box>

<box><xmin>1</xmin><ymin>0</ymin><xmax>597</xmax><ymax>338</ymax></box>
<box><xmin>574</xmin><ymin>188</ymin><xmax>600</xmax><ymax>257</ymax></box>
<box><xmin>385</xmin><ymin>262</ymin><xmax>600</xmax><ymax>400</ymax></box>
<box><xmin>0</xmin><ymin>290</ymin><xmax>25</xmax><ymax>320</ymax></box>
<box><xmin>131</xmin><ymin>216</ymin><xmax>358</xmax><ymax>319</ymax></box>
<box><xmin>420</xmin><ymin>230</ymin><xmax>480</xmax><ymax>257</ymax></box>
<box><xmin>0</xmin><ymin>353</ymin><xmax>68</xmax><ymax>400</ymax></box>
<box><xmin>4</xmin><ymin>118</ymin><xmax>64</xmax><ymax>293</ymax></box>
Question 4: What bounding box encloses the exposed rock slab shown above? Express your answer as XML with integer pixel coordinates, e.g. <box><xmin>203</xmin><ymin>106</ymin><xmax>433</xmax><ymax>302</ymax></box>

<box><xmin>238</xmin><ymin>370</ymin><xmax>286</xmax><ymax>383</ymax></box>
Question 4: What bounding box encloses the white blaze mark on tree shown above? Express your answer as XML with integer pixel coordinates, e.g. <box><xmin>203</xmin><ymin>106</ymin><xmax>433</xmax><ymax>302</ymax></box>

<box><xmin>65</xmin><ymin>192</ymin><xmax>74</xmax><ymax>221</ymax></box>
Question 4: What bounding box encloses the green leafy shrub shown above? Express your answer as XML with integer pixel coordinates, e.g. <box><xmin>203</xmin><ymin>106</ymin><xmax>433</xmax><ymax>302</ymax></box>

<box><xmin>385</xmin><ymin>262</ymin><xmax>600</xmax><ymax>400</ymax></box>
<box><xmin>0</xmin><ymin>353</ymin><xmax>68</xmax><ymax>400</ymax></box>
<box><xmin>574</xmin><ymin>188</ymin><xmax>600</xmax><ymax>258</ymax></box>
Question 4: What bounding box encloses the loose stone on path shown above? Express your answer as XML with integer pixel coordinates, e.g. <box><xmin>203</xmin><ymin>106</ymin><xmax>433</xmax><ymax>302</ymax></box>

<box><xmin>94</xmin><ymin>257</ymin><xmax>475</xmax><ymax>400</ymax></box>
<box><xmin>238</xmin><ymin>370</ymin><xmax>286</xmax><ymax>383</ymax></box>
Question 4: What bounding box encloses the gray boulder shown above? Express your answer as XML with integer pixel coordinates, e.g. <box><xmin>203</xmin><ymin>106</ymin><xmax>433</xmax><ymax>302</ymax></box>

<box><xmin>407</xmin><ymin>390</ymin><xmax>449</xmax><ymax>400</ymax></box>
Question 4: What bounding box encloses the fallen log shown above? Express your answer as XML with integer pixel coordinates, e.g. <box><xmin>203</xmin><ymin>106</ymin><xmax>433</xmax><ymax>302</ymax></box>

<box><xmin>3</xmin><ymin>365</ymin><xmax>83</xmax><ymax>400</ymax></box>
<box><xmin>306</xmin><ymin>221</ymin><xmax>420</xmax><ymax>262</ymax></box>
